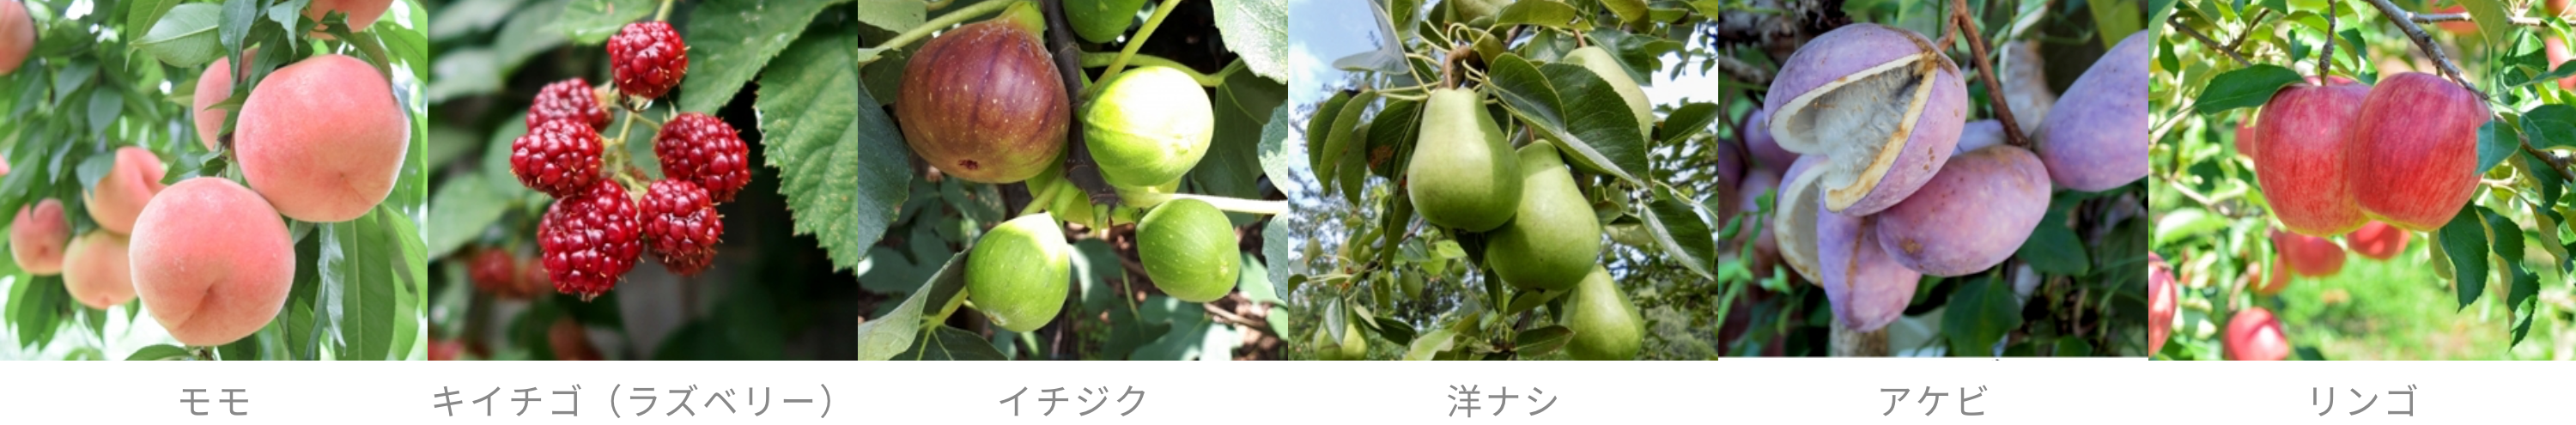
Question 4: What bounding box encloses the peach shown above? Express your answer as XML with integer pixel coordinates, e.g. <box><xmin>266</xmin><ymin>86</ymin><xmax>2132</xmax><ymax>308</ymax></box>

<box><xmin>235</xmin><ymin>54</ymin><xmax>410</xmax><ymax>222</ymax></box>
<box><xmin>2224</xmin><ymin>307</ymin><xmax>2290</xmax><ymax>361</ymax></box>
<box><xmin>2345</xmin><ymin>221</ymin><xmax>2409</xmax><ymax>260</ymax></box>
<box><xmin>1874</xmin><ymin>145</ymin><xmax>2051</xmax><ymax>276</ymax></box>
<box><xmin>131</xmin><ymin>178</ymin><xmax>295</xmax><ymax>346</ymax></box>
<box><xmin>9</xmin><ymin>198</ymin><xmax>68</xmax><ymax>275</ymax></box>
<box><xmin>2270</xmin><ymin>229</ymin><xmax>2346</xmax><ymax>277</ymax></box>
<box><xmin>62</xmin><ymin>232</ymin><xmax>134</xmax><ymax>309</ymax></box>
<box><xmin>2253</xmin><ymin>81</ymin><xmax>2371</xmax><ymax>236</ymax></box>
<box><xmin>193</xmin><ymin>53</ymin><xmax>246</xmax><ymax>149</ymax></box>
<box><xmin>85</xmin><ymin>147</ymin><xmax>167</xmax><ymax>234</ymax></box>
<box><xmin>1818</xmin><ymin>211</ymin><xmax>1918</xmax><ymax>332</ymax></box>
<box><xmin>306</xmin><ymin>0</ymin><xmax>393</xmax><ymax>33</ymax></box>
<box><xmin>2348</xmin><ymin>73</ymin><xmax>2487</xmax><ymax>232</ymax></box>
<box><xmin>1</xmin><ymin>0</ymin><xmax>32</xmax><ymax>76</ymax></box>
<box><xmin>2035</xmin><ymin>31</ymin><xmax>2148</xmax><ymax>191</ymax></box>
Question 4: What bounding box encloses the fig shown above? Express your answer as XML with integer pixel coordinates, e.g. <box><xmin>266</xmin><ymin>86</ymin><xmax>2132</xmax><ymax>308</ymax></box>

<box><xmin>2345</xmin><ymin>221</ymin><xmax>2409</xmax><ymax>260</ymax></box>
<box><xmin>966</xmin><ymin>213</ymin><xmax>1072</xmax><ymax>332</ymax></box>
<box><xmin>1113</xmin><ymin>177</ymin><xmax>1182</xmax><ymax>209</ymax></box>
<box><xmin>1773</xmin><ymin>155</ymin><xmax>1826</xmax><ymax>282</ymax></box>
<box><xmin>2036</xmin><ymin>31</ymin><xmax>2148</xmax><ymax>191</ymax></box>
<box><xmin>1874</xmin><ymin>145</ymin><xmax>2050</xmax><ymax>276</ymax></box>
<box><xmin>1314</xmin><ymin>324</ymin><xmax>1367</xmax><ymax>361</ymax></box>
<box><xmin>2148</xmin><ymin>253</ymin><xmax>2176</xmax><ymax>355</ymax></box>
<box><xmin>1563</xmin><ymin>265</ymin><xmax>1642</xmax><ymax>361</ymax></box>
<box><xmin>896</xmin><ymin>3</ymin><xmax>1069</xmax><ymax>184</ymax></box>
<box><xmin>1742</xmin><ymin>106</ymin><xmax>1798</xmax><ymax>169</ymax></box>
<box><xmin>1085</xmin><ymin>66</ymin><xmax>1216</xmax><ymax>190</ymax></box>
<box><xmin>2252</xmin><ymin>80</ymin><xmax>2371</xmax><ymax>236</ymax></box>
<box><xmin>2348</xmin><ymin>72</ymin><xmax>2487</xmax><ymax>231</ymax></box>
<box><xmin>1562</xmin><ymin>46</ymin><xmax>1653</xmax><ymax>143</ymax></box>
<box><xmin>1066</xmin><ymin>0</ymin><xmax>1147</xmax><ymax>44</ymax></box>
<box><xmin>1763</xmin><ymin>23</ymin><xmax>1965</xmax><ymax>216</ymax></box>
<box><xmin>1486</xmin><ymin>140</ymin><xmax>1603</xmax><ymax>291</ymax></box>
<box><xmin>2224</xmin><ymin>307</ymin><xmax>2289</xmax><ymax>361</ymax></box>
<box><xmin>1406</xmin><ymin>88</ymin><xmax>1522</xmax><ymax>232</ymax></box>
<box><xmin>1137</xmin><ymin>198</ymin><xmax>1240</xmax><ymax>302</ymax></box>
<box><xmin>1819</xmin><ymin>210</ymin><xmax>1919</xmax><ymax>333</ymax></box>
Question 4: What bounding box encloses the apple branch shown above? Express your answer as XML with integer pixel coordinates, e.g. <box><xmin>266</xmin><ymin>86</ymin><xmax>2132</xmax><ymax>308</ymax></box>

<box><xmin>2409</xmin><ymin>11</ymin><xmax>2547</xmax><ymax>27</ymax></box>
<box><xmin>2360</xmin><ymin>0</ymin><xmax>2481</xmax><ymax>100</ymax></box>
<box><xmin>2166</xmin><ymin>16</ymin><xmax>2251</xmax><ymax>66</ymax></box>
<box><xmin>1949</xmin><ymin>0</ymin><xmax>2030</xmax><ymax>149</ymax></box>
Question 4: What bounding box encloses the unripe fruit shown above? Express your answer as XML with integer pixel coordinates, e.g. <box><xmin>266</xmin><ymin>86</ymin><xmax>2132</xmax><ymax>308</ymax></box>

<box><xmin>0</xmin><ymin>0</ymin><xmax>29</xmax><ymax>76</ymax></box>
<box><xmin>2349</xmin><ymin>72</ymin><xmax>2488</xmax><ymax>232</ymax></box>
<box><xmin>2035</xmin><ymin>31</ymin><xmax>2148</xmax><ymax>191</ymax></box>
<box><xmin>1819</xmin><ymin>212</ymin><xmax>1919</xmax><ymax>333</ymax></box>
<box><xmin>11</xmin><ymin>198</ymin><xmax>69</xmax><ymax>275</ymax></box>
<box><xmin>1874</xmin><ymin>145</ymin><xmax>2050</xmax><ymax>276</ymax></box>
<box><xmin>2252</xmin><ymin>81</ymin><xmax>2371</xmax><ymax>236</ymax></box>
<box><xmin>1407</xmin><ymin>88</ymin><xmax>1522</xmax><ymax>232</ymax></box>
<box><xmin>1137</xmin><ymin>198</ymin><xmax>1240</xmax><ymax>302</ymax></box>
<box><xmin>2270</xmin><ymin>228</ymin><xmax>2346</xmax><ymax>277</ymax></box>
<box><xmin>1773</xmin><ymin>155</ymin><xmax>1826</xmax><ymax>282</ymax></box>
<box><xmin>236</xmin><ymin>54</ymin><xmax>410</xmax><ymax>222</ymax></box>
<box><xmin>2345</xmin><ymin>221</ymin><xmax>2409</xmax><ymax>260</ymax></box>
<box><xmin>1742</xmin><ymin>106</ymin><xmax>1798</xmax><ymax>169</ymax></box>
<box><xmin>131</xmin><ymin>178</ymin><xmax>295</xmax><ymax>346</ymax></box>
<box><xmin>1066</xmin><ymin>0</ymin><xmax>1146</xmax><ymax>44</ymax></box>
<box><xmin>1563</xmin><ymin>265</ymin><xmax>1642</xmax><ymax>361</ymax></box>
<box><xmin>305</xmin><ymin>0</ymin><xmax>393</xmax><ymax>33</ymax></box>
<box><xmin>2148</xmin><ymin>253</ymin><xmax>2176</xmax><ymax>355</ymax></box>
<box><xmin>965</xmin><ymin>213</ymin><xmax>1072</xmax><ymax>332</ymax></box>
<box><xmin>1486</xmin><ymin>141</ymin><xmax>1602</xmax><ymax>291</ymax></box>
<box><xmin>1314</xmin><ymin>324</ymin><xmax>1367</xmax><ymax>361</ymax></box>
<box><xmin>87</xmin><ymin>147</ymin><xmax>167</xmax><ymax>234</ymax></box>
<box><xmin>896</xmin><ymin>4</ymin><xmax>1068</xmax><ymax>184</ymax></box>
<box><xmin>62</xmin><ymin>232</ymin><xmax>134</xmax><ymax>309</ymax></box>
<box><xmin>1764</xmin><ymin>23</ymin><xmax>1965</xmax><ymax>216</ymax></box>
<box><xmin>2224</xmin><ymin>307</ymin><xmax>2289</xmax><ymax>361</ymax></box>
<box><xmin>1563</xmin><ymin>46</ymin><xmax>1653</xmax><ymax>143</ymax></box>
<box><xmin>1084</xmin><ymin>66</ymin><xmax>1215</xmax><ymax>190</ymax></box>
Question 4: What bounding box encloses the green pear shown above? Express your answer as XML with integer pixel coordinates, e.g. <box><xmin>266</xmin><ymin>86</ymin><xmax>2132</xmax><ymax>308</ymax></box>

<box><xmin>1315</xmin><ymin>324</ymin><xmax>1368</xmax><ymax>361</ymax></box>
<box><xmin>1485</xmin><ymin>140</ymin><xmax>1602</xmax><ymax>291</ymax></box>
<box><xmin>1406</xmin><ymin>88</ymin><xmax>1522</xmax><ymax>232</ymax></box>
<box><xmin>1564</xmin><ymin>265</ymin><xmax>1642</xmax><ymax>360</ymax></box>
<box><xmin>1138</xmin><ymin>198</ymin><xmax>1240</xmax><ymax>302</ymax></box>
<box><xmin>965</xmin><ymin>213</ymin><xmax>1072</xmax><ymax>332</ymax></box>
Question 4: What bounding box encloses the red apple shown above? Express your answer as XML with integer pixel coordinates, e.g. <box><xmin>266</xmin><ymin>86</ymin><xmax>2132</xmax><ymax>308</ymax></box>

<box><xmin>2271</xmin><ymin>229</ymin><xmax>2347</xmax><ymax>277</ymax></box>
<box><xmin>2348</xmin><ymin>73</ymin><xmax>2487</xmax><ymax>232</ymax></box>
<box><xmin>2254</xmin><ymin>82</ymin><xmax>2372</xmax><ymax>236</ymax></box>
<box><xmin>2235</xmin><ymin>119</ymin><xmax>2259</xmax><ymax>159</ymax></box>
<box><xmin>2149</xmin><ymin>253</ymin><xmax>2177</xmax><ymax>355</ymax></box>
<box><xmin>2433</xmin><ymin>5</ymin><xmax>2477</xmax><ymax>35</ymax></box>
<box><xmin>2345</xmin><ymin>221</ymin><xmax>2409</xmax><ymax>260</ymax></box>
<box><xmin>2224</xmin><ymin>307</ymin><xmax>2291</xmax><ymax>361</ymax></box>
<box><xmin>2548</xmin><ymin>37</ymin><xmax>2574</xmax><ymax>90</ymax></box>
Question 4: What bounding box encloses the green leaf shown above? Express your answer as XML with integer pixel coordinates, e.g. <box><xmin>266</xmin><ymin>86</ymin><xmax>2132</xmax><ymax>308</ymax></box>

<box><xmin>858</xmin><ymin>252</ymin><xmax>969</xmax><ymax>360</ymax></box>
<box><xmin>758</xmin><ymin>29</ymin><xmax>907</xmax><ymax>271</ymax></box>
<box><xmin>1596</xmin><ymin>0</ymin><xmax>1648</xmax><ymax>25</ymax></box>
<box><xmin>1193</xmin><ymin>66</ymin><xmax>1288</xmax><ymax>205</ymax></box>
<box><xmin>423</xmin><ymin>173</ymin><xmax>511</xmax><ymax>258</ymax></box>
<box><xmin>2152</xmin><ymin>208</ymin><xmax>2227</xmax><ymax>246</ymax></box>
<box><xmin>676</xmin><ymin>0</ymin><xmax>831</xmax><ymax>113</ymax></box>
<box><xmin>1941</xmin><ymin>274</ymin><xmax>2021</xmax><ymax>355</ymax></box>
<box><xmin>319</xmin><ymin>209</ymin><xmax>405</xmax><ymax>361</ymax></box>
<box><xmin>896</xmin><ymin>326</ymin><xmax>1009</xmax><ymax>361</ymax></box>
<box><xmin>1513</xmin><ymin>325</ymin><xmax>1572</xmax><ymax>356</ymax></box>
<box><xmin>1236</xmin><ymin>252</ymin><xmax>1284</xmax><ymax>306</ymax></box>
<box><xmin>2462</xmin><ymin>0</ymin><xmax>2515</xmax><ymax>49</ymax></box>
<box><xmin>1493</xmin><ymin>0</ymin><xmax>1581</xmax><ymax>29</ymax></box>
<box><xmin>1402</xmin><ymin>329</ymin><xmax>1456</xmax><ymax>360</ymax></box>
<box><xmin>1370</xmin><ymin>316</ymin><xmax>1415</xmax><ymax>346</ymax></box>
<box><xmin>2018</xmin><ymin>203</ymin><xmax>2093</xmax><ymax>275</ymax></box>
<box><xmin>2191</xmin><ymin>64</ymin><xmax>2300</xmax><ymax>114</ymax></box>
<box><xmin>2523</xmin><ymin>104</ymin><xmax>2576</xmax><ymax>152</ymax></box>
<box><xmin>1212</xmin><ymin>0</ymin><xmax>1289</xmax><ymax>81</ymax></box>
<box><xmin>1485</xmin><ymin>54</ymin><xmax>1650</xmax><ymax>185</ymax></box>
<box><xmin>1257</xmin><ymin>103</ymin><xmax>1296</xmax><ymax>195</ymax></box>
<box><xmin>2439</xmin><ymin>203</ymin><xmax>2490</xmax><ymax>310</ymax></box>
<box><xmin>1637</xmin><ymin>185</ymin><xmax>1716</xmax><ymax>278</ymax></box>
<box><xmin>2476</xmin><ymin>119</ymin><xmax>2515</xmax><ymax>177</ymax></box>
<box><xmin>852</xmin><ymin>0</ymin><xmax>928</xmax><ymax>33</ymax></box>
<box><xmin>1656</xmin><ymin>102</ymin><xmax>1721</xmax><ymax>146</ymax></box>
<box><xmin>125</xmin><ymin>344</ymin><xmax>195</xmax><ymax>361</ymax></box>
<box><xmin>138</xmin><ymin>3</ymin><xmax>226</xmax><ymax>68</ymax></box>
<box><xmin>551</xmin><ymin>0</ymin><xmax>655</xmax><ymax>45</ymax></box>
<box><xmin>1364</xmin><ymin>98</ymin><xmax>1422</xmax><ymax>179</ymax></box>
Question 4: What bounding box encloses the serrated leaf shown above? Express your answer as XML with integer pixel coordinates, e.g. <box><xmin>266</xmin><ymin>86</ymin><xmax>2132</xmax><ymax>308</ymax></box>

<box><xmin>2523</xmin><ymin>104</ymin><xmax>2576</xmax><ymax>151</ymax></box>
<box><xmin>2192</xmin><ymin>64</ymin><xmax>2300</xmax><ymax>114</ymax></box>
<box><xmin>677</xmin><ymin>0</ymin><xmax>831</xmax><ymax>113</ymax></box>
<box><xmin>759</xmin><ymin>30</ymin><xmax>906</xmax><ymax>271</ymax></box>
<box><xmin>1212</xmin><ymin>0</ymin><xmax>1289</xmax><ymax>80</ymax></box>
<box><xmin>1941</xmin><ymin>274</ymin><xmax>2020</xmax><ymax>355</ymax></box>
<box><xmin>138</xmin><ymin>3</ymin><xmax>226</xmax><ymax>68</ymax></box>
<box><xmin>552</xmin><ymin>0</ymin><xmax>654</xmax><ymax>45</ymax></box>
<box><xmin>424</xmin><ymin>173</ymin><xmax>511</xmax><ymax>258</ymax></box>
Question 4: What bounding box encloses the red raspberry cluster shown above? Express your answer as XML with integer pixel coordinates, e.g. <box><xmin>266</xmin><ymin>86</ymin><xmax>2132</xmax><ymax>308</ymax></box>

<box><xmin>505</xmin><ymin>21</ymin><xmax>745</xmax><ymax>300</ymax></box>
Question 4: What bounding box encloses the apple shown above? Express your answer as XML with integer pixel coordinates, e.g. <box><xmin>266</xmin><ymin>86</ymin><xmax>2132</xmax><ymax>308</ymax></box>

<box><xmin>2344</xmin><ymin>221</ymin><xmax>2409</xmax><ymax>260</ymax></box>
<box><xmin>2224</xmin><ymin>307</ymin><xmax>2290</xmax><ymax>361</ymax></box>
<box><xmin>2270</xmin><ymin>229</ymin><xmax>2347</xmax><ymax>277</ymax></box>
<box><xmin>2348</xmin><ymin>73</ymin><xmax>2487</xmax><ymax>231</ymax></box>
<box><xmin>2253</xmin><ymin>81</ymin><xmax>2372</xmax><ymax>236</ymax></box>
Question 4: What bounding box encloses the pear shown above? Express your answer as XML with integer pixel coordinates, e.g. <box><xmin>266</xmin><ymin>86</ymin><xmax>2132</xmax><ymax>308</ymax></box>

<box><xmin>1485</xmin><ymin>140</ymin><xmax>1603</xmax><ymax>291</ymax></box>
<box><xmin>1564</xmin><ymin>265</ymin><xmax>1643</xmax><ymax>360</ymax></box>
<box><xmin>1562</xmin><ymin>46</ymin><xmax>1654</xmax><ymax>142</ymax></box>
<box><xmin>1406</xmin><ymin>88</ymin><xmax>1522</xmax><ymax>232</ymax></box>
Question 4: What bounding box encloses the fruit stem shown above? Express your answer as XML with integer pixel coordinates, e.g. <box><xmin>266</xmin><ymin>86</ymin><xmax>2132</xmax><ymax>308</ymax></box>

<box><xmin>1947</xmin><ymin>0</ymin><xmax>2030</xmax><ymax>149</ymax></box>
<box><xmin>2318</xmin><ymin>0</ymin><xmax>2336</xmax><ymax>78</ymax></box>
<box><xmin>653</xmin><ymin>0</ymin><xmax>675</xmax><ymax>21</ymax></box>
<box><xmin>1165</xmin><ymin>194</ymin><xmax>1288</xmax><ymax>216</ymax></box>
<box><xmin>1077</xmin><ymin>52</ymin><xmax>1233</xmax><ymax>86</ymax></box>
<box><xmin>870</xmin><ymin>0</ymin><xmax>1029</xmax><ymax>56</ymax></box>
<box><xmin>1090</xmin><ymin>0</ymin><xmax>1189</xmax><ymax>95</ymax></box>
<box><xmin>1019</xmin><ymin>179</ymin><xmax>1066</xmax><ymax>217</ymax></box>
<box><xmin>924</xmin><ymin>0</ymin><xmax>957</xmax><ymax>10</ymax></box>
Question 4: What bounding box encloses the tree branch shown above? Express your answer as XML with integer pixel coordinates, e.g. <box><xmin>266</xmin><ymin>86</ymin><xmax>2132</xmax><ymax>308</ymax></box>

<box><xmin>2361</xmin><ymin>0</ymin><xmax>2484</xmax><ymax>101</ymax></box>
<box><xmin>1952</xmin><ymin>0</ymin><xmax>2030</xmax><ymax>149</ymax></box>
<box><xmin>2167</xmin><ymin>15</ymin><xmax>2251</xmax><ymax>66</ymax></box>
<box><xmin>2411</xmin><ymin>11</ymin><xmax>2547</xmax><ymax>27</ymax></box>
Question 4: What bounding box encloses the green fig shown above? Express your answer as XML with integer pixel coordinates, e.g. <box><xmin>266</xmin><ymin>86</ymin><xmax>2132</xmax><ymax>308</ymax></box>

<box><xmin>1315</xmin><ymin>324</ymin><xmax>1368</xmax><ymax>361</ymax></box>
<box><xmin>966</xmin><ymin>213</ymin><xmax>1072</xmax><ymax>332</ymax></box>
<box><xmin>1562</xmin><ymin>46</ymin><xmax>1653</xmax><ymax>142</ymax></box>
<box><xmin>1066</xmin><ymin>0</ymin><xmax>1148</xmax><ymax>44</ymax></box>
<box><xmin>1564</xmin><ymin>266</ymin><xmax>1642</xmax><ymax>360</ymax></box>
<box><xmin>1084</xmin><ymin>66</ymin><xmax>1216</xmax><ymax>190</ymax></box>
<box><xmin>1485</xmin><ymin>140</ymin><xmax>1602</xmax><ymax>291</ymax></box>
<box><xmin>1406</xmin><ymin>88</ymin><xmax>1522</xmax><ymax>232</ymax></box>
<box><xmin>1138</xmin><ymin>198</ymin><xmax>1240</xmax><ymax>302</ymax></box>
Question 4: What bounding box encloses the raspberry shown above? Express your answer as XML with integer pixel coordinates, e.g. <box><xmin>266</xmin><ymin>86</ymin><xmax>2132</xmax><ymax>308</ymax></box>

<box><xmin>527</xmin><ymin>78</ymin><xmax>611</xmax><ymax>131</ymax></box>
<box><xmin>511</xmin><ymin>119</ymin><xmax>605</xmax><ymax>197</ymax></box>
<box><xmin>467</xmin><ymin>248</ymin><xmax>526</xmax><ymax>298</ymax></box>
<box><xmin>641</xmin><ymin>179</ymin><xmax>723</xmax><ymax>276</ymax></box>
<box><xmin>539</xmin><ymin>182</ymin><xmax>643</xmax><ymax>300</ymax></box>
<box><xmin>607</xmin><ymin>21</ymin><xmax>688</xmax><ymax>100</ymax></box>
<box><xmin>653</xmin><ymin>112</ymin><xmax>750</xmax><ymax>203</ymax></box>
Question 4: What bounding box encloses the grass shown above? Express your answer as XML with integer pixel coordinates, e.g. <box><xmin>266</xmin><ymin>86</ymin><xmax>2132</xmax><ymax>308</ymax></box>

<box><xmin>2264</xmin><ymin>242</ymin><xmax>2569</xmax><ymax>361</ymax></box>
